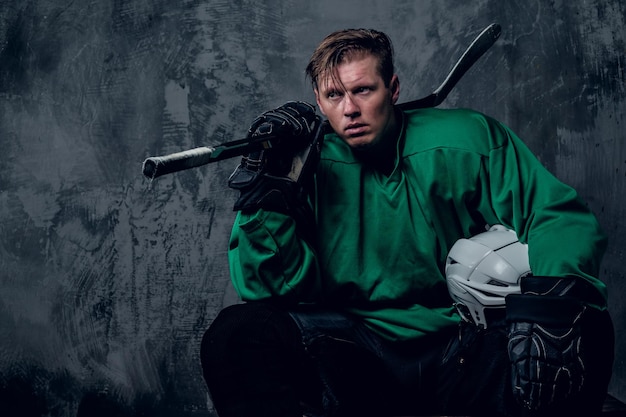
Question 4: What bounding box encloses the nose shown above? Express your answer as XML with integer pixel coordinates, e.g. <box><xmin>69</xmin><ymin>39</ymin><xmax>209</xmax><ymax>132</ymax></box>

<box><xmin>343</xmin><ymin>94</ymin><xmax>360</xmax><ymax>118</ymax></box>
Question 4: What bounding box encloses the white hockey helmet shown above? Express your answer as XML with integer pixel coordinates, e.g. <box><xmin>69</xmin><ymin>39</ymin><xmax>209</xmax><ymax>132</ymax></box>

<box><xmin>445</xmin><ymin>224</ymin><xmax>531</xmax><ymax>328</ymax></box>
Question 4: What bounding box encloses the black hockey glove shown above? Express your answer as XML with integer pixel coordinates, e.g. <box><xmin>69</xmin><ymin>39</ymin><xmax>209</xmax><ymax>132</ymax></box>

<box><xmin>228</xmin><ymin>101</ymin><xmax>321</xmax><ymax>216</ymax></box>
<box><xmin>505</xmin><ymin>276</ymin><xmax>603</xmax><ymax>412</ymax></box>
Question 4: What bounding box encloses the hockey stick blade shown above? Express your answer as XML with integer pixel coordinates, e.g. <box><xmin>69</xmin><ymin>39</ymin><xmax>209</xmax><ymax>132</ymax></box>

<box><xmin>398</xmin><ymin>23</ymin><xmax>501</xmax><ymax>111</ymax></box>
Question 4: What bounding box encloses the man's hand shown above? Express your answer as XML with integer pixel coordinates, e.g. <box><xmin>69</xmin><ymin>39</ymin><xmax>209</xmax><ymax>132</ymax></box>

<box><xmin>248</xmin><ymin>101</ymin><xmax>319</xmax><ymax>153</ymax></box>
<box><xmin>506</xmin><ymin>276</ymin><xmax>591</xmax><ymax>412</ymax></box>
<box><xmin>228</xmin><ymin>101</ymin><xmax>321</xmax><ymax>216</ymax></box>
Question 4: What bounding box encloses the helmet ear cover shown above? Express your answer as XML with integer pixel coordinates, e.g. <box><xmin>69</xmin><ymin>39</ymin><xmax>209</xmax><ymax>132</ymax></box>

<box><xmin>445</xmin><ymin>225</ymin><xmax>531</xmax><ymax>328</ymax></box>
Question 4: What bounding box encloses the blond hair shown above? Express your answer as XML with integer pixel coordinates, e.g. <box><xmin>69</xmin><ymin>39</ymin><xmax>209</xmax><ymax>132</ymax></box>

<box><xmin>305</xmin><ymin>28</ymin><xmax>395</xmax><ymax>90</ymax></box>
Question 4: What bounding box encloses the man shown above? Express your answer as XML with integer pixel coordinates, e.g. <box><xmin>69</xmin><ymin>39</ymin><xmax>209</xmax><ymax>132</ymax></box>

<box><xmin>200</xmin><ymin>28</ymin><xmax>614</xmax><ymax>417</ymax></box>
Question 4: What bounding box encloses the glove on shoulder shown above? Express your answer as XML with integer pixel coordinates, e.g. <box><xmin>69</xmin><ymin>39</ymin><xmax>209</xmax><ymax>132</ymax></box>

<box><xmin>228</xmin><ymin>101</ymin><xmax>322</xmax><ymax>234</ymax></box>
<box><xmin>506</xmin><ymin>276</ymin><xmax>601</xmax><ymax>412</ymax></box>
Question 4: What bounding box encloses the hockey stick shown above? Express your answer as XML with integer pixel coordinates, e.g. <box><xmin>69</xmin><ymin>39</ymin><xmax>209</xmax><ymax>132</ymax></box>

<box><xmin>398</xmin><ymin>23</ymin><xmax>501</xmax><ymax>110</ymax></box>
<box><xmin>142</xmin><ymin>23</ymin><xmax>501</xmax><ymax>179</ymax></box>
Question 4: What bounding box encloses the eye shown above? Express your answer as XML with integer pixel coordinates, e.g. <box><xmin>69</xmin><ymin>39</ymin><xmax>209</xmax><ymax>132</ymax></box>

<box><xmin>326</xmin><ymin>90</ymin><xmax>343</xmax><ymax>100</ymax></box>
<box><xmin>355</xmin><ymin>86</ymin><xmax>371</xmax><ymax>94</ymax></box>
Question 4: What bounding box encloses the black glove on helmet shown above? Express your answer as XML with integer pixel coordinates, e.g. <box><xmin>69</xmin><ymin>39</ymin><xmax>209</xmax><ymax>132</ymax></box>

<box><xmin>506</xmin><ymin>276</ymin><xmax>605</xmax><ymax>412</ymax></box>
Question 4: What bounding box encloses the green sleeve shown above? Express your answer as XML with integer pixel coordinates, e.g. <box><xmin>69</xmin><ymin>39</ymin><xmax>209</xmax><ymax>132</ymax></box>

<box><xmin>479</xmin><ymin>120</ymin><xmax>608</xmax><ymax>306</ymax></box>
<box><xmin>228</xmin><ymin>209</ymin><xmax>321</xmax><ymax>304</ymax></box>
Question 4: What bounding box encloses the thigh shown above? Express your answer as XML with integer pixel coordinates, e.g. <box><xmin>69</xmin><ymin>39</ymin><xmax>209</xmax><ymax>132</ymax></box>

<box><xmin>289</xmin><ymin>307</ymin><xmax>398</xmax><ymax>416</ymax></box>
<box><xmin>289</xmin><ymin>306</ymin><xmax>457</xmax><ymax>417</ymax></box>
<box><xmin>200</xmin><ymin>302</ymin><xmax>322</xmax><ymax>417</ymax></box>
<box><xmin>437</xmin><ymin>321</ymin><xmax>514</xmax><ymax>416</ymax></box>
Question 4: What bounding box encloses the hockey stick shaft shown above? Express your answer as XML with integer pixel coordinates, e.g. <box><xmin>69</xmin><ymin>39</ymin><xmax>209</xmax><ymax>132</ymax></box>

<box><xmin>142</xmin><ymin>23</ymin><xmax>501</xmax><ymax>179</ymax></box>
<box><xmin>142</xmin><ymin>134</ymin><xmax>274</xmax><ymax>179</ymax></box>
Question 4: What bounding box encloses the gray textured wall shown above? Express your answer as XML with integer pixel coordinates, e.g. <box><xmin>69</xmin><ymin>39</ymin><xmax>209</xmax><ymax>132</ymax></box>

<box><xmin>0</xmin><ymin>1</ymin><xmax>624</xmax><ymax>416</ymax></box>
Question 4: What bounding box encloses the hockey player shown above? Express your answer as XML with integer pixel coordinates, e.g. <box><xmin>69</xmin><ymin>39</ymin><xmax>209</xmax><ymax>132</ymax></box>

<box><xmin>200</xmin><ymin>28</ymin><xmax>614</xmax><ymax>417</ymax></box>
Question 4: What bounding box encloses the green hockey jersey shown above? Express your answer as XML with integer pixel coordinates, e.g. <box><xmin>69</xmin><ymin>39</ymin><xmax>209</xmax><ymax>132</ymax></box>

<box><xmin>228</xmin><ymin>107</ymin><xmax>608</xmax><ymax>342</ymax></box>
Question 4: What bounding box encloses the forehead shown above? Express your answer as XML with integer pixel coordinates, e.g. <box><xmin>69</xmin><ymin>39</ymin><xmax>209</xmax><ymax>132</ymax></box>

<box><xmin>317</xmin><ymin>54</ymin><xmax>382</xmax><ymax>92</ymax></box>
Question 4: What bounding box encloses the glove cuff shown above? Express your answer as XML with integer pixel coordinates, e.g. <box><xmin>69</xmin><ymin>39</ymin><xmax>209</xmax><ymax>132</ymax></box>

<box><xmin>506</xmin><ymin>294</ymin><xmax>584</xmax><ymax>326</ymax></box>
<box><xmin>520</xmin><ymin>275</ymin><xmax>605</xmax><ymax>307</ymax></box>
<box><xmin>233</xmin><ymin>175</ymin><xmax>307</xmax><ymax>214</ymax></box>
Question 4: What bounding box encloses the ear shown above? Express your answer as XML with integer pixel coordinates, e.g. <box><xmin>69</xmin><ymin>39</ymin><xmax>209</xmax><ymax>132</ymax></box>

<box><xmin>314</xmin><ymin>89</ymin><xmax>327</xmax><ymax>116</ymax></box>
<box><xmin>390</xmin><ymin>75</ymin><xmax>400</xmax><ymax>104</ymax></box>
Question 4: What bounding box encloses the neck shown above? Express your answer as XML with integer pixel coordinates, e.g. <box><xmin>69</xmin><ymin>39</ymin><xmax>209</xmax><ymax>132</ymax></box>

<box><xmin>354</xmin><ymin>108</ymin><xmax>402</xmax><ymax>176</ymax></box>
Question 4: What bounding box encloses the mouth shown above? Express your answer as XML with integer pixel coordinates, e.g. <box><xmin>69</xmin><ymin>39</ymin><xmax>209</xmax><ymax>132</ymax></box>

<box><xmin>344</xmin><ymin>123</ymin><xmax>368</xmax><ymax>137</ymax></box>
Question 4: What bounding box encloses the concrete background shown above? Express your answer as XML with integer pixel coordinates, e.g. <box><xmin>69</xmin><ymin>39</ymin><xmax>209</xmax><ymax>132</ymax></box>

<box><xmin>0</xmin><ymin>0</ymin><xmax>624</xmax><ymax>415</ymax></box>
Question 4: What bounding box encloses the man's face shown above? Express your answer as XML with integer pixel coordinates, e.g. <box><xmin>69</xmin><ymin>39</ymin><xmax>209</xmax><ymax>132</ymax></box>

<box><xmin>314</xmin><ymin>54</ymin><xmax>400</xmax><ymax>151</ymax></box>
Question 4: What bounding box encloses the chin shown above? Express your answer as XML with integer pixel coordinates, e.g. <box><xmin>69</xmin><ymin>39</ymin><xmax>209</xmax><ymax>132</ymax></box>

<box><xmin>345</xmin><ymin>136</ymin><xmax>375</xmax><ymax>149</ymax></box>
